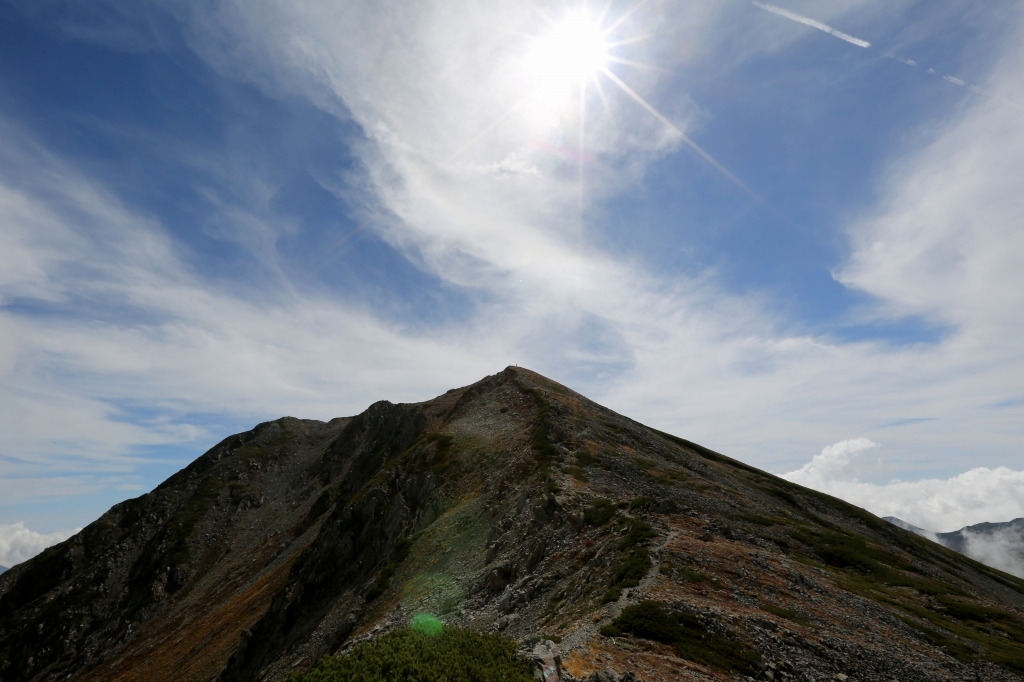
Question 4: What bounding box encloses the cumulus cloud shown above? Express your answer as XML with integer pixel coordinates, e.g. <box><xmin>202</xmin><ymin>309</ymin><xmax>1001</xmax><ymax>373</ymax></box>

<box><xmin>0</xmin><ymin>522</ymin><xmax>79</xmax><ymax>568</ymax></box>
<box><xmin>783</xmin><ymin>439</ymin><xmax>1024</xmax><ymax>532</ymax></box>
<box><xmin>782</xmin><ymin>437</ymin><xmax>880</xmax><ymax>487</ymax></box>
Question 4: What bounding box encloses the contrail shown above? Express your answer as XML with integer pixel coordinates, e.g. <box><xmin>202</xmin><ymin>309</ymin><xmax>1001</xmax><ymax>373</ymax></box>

<box><xmin>889</xmin><ymin>53</ymin><xmax>1024</xmax><ymax>114</ymax></box>
<box><xmin>752</xmin><ymin>1</ymin><xmax>870</xmax><ymax>49</ymax></box>
<box><xmin>752</xmin><ymin>3</ymin><xmax>1024</xmax><ymax>114</ymax></box>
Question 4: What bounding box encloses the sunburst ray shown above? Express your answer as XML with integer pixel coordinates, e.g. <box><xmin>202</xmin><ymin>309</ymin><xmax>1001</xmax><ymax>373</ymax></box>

<box><xmin>602</xmin><ymin>0</ymin><xmax>647</xmax><ymax>37</ymax></box>
<box><xmin>605</xmin><ymin>55</ymin><xmax>666</xmax><ymax>72</ymax></box>
<box><xmin>600</xmin><ymin>66</ymin><xmax>767</xmax><ymax>207</ymax></box>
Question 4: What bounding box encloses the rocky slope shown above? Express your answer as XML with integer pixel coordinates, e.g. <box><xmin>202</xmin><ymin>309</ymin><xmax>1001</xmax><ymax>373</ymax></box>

<box><xmin>2</xmin><ymin>367</ymin><xmax>1024</xmax><ymax>682</ymax></box>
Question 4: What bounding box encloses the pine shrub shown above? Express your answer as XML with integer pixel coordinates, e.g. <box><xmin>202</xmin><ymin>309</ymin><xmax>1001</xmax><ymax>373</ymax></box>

<box><xmin>290</xmin><ymin>625</ymin><xmax>535</xmax><ymax>682</ymax></box>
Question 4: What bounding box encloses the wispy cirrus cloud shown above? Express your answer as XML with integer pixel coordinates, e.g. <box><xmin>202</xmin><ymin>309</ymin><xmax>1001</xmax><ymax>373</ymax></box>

<box><xmin>2</xmin><ymin>0</ymin><xmax>1024</xmax><ymax>550</ymax></box>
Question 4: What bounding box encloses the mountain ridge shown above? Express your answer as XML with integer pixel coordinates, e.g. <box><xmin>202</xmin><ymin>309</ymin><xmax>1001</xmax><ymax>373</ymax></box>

<box><xmin>2</xmin><ymin>367</ymin><xmax>1023</xmax><ymax>681</ymax></box>
<box><xmin>885</xmin><ymin>516</ymin><xmax>1024</xmax><ymax>579</ymax></box>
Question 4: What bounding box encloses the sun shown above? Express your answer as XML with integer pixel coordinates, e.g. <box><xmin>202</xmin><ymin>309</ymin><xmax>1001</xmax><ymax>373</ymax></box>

<box><xmin>469</xmin><ymin>2</ymin><xmax>756</xmax><ymax>207</ymax></box>
<box><xmin>523</xmin><ymin>10</ymin><xmax>608</xmax><ymax>101</ymax></box>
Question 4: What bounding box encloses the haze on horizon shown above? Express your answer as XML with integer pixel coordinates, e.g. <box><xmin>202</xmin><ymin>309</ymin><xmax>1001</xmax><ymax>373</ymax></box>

<box><xmin>1</xmin><ymin>0</ymin><xmax>1023</xmax><ymax>567</ymax></box>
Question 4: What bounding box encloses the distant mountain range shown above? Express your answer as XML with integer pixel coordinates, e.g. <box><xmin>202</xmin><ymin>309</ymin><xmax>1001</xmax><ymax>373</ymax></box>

<box><xmin>0</xmin><ymin>566</ymin><xmax>7</xmax><ymax>576</ymax></box>
<box><xmin>885</xmin><ymin>516</ymin><xmax>1024</xmax><ymax>578</ymax></box>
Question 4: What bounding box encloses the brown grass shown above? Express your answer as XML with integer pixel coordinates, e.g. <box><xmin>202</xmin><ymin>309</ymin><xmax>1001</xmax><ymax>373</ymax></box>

<box><xmin>80</xmin><ymin>548</ymin><xmax>303</xmax><ymax>682</ymax></box>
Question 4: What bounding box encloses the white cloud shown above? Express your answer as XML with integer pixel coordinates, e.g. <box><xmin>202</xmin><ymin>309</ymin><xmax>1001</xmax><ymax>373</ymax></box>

<box><xmin>472</xmin><ymin>152</ymin><xmax>540</xmax><ymax>177</ymax></box>
<box><xmin>782</xmin><ymin>437</ymin><xmax>880</xmax><ymax>487</ymax></box>
<box><xmin>0</xmin><ymin>522</ymin><xmax>79</xmax><ymax>568</ymax></box>
<box><xmin>959</xmin><ymin>528</ymin><xmax>1024</xmax><ymax>578</ymax></box>
<box><xmin>0</xmin><ymin>119</ymin><xmax>508</xmax><ymax>498</ymax></box>
<box><xmin>835</xmin><ymin>21</ymin><xmax>1024</xmax><ymax>336</ymax></box>
<box><xmin>783</xmin><ymin>439</ymin><xmax>1024</xmax><ymax>532</ymax></box>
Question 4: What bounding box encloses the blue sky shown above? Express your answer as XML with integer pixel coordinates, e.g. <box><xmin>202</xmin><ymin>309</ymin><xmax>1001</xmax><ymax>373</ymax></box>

<box><xmin>1</xmin><ymin>0</ymin><xmax>1023</xmax><ymax>562</ymax></box>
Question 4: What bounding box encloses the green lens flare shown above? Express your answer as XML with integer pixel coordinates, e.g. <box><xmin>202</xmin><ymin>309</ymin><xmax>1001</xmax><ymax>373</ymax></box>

<box><xmin>410</xmin><ymin>612</ymin><xmax>443</xmax><ymax>635</ymax></box>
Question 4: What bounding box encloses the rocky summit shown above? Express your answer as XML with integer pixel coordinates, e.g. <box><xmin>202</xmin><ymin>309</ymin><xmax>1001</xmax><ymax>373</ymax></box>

<box><xmin>1</xmin><ymin>367</ymin><xmax>1023</xmax><ymax>682</ymax></box>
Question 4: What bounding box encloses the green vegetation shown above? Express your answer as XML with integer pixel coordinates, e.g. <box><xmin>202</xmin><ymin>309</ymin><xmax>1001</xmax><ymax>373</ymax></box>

<box><xmin>795</xmin><ymin>485</ymin><xmax>889</xmax><ymax>533</ymax></box>
<box><xmin>601</xmin><ymin>419</ymin><xmax>628</xmax><ymax>435</ymax></box>
<box><xmin>233</xmin><ymin>420</ymin><xmax>299</xmax><ymax>465</ymax></box>
<box><xmin>730</xmin><ymin>512</ymin><xmax>783</xmax><ymax>527</ymax></box>
<box><xmin>601</xmin><ymin>519</ymin><xmax>656</xmax><ymax>603</ymax></box>
<box><xmin>423</xmin><ymin>433</ymin><xmax>459</xmax><ymax>478</ymax></box>
<box><xmin>677</xmin><ymin>567</ymin><xmax>717</xmax><ymax>585</ymax></box>
<box><xmin>601</xmin><ymin>586</ymin><xmax>625</xmax><ymax>603</ymax></box>
<box><xmin>391</xmin><ymin>431</ymin><xmax>459</xmax><ymax>489</ymax></box>
<box><xmin>762</xmin><ymin>604</ymin><xmax>811</xmax><ymax>626</ymax></box>
<box><xmin>670</xmin><ymin>471</ymin><xmax>1024</xmax><ymax>676</ymax></box>
<box><xmin>654</xmin><ymin>471</ymin><xmax>688</xmax><ymax>487</ymax></box>
<box><xmin>600</xmin><ymin>601</ymin><xmax>760</xmax><ymax>676</ymax></box>
<box><xmin>889</xmin><ymin>595</ymin><xmax>1024</xmax><ymax>673</ymax></box>
<box><xmin>395</xmin><ymin>534</ymin><xmax>418</xmax><ymax>563</ymax></box>
<box><xmin>758</xmin><ymin>484</ymin><xmax>801</xmax><ymax>508</ymax></box>
<box><xmin>628</xmin><ymin>496</ymin><xmax>653</xmax><ymax>510</ymax></box>
<box><xmin>424</xmin><ymin>433</ymin><xmax>454</xmax><ymax>449</ymax></box>
<box><xmin>516</xmin><ymin>382</ymin><xmax>557</xmax><ymax>468</ymax></box>
<box><xmin>563</xmin><ymin>465</ymin><xmax>587</xmax><ymax>482</ymax></box>
<box><xmin>617</xmin><ymin>518</ymin><xmax>656</xmax><ymax>550</ymax></box>
<box><xmin>295</xmin><ymin>487</ymin><xmax>345</xmax><ymax>537</ymax></box>
<box><xmin>291</xmin><ymin>626</ymin><xmax>535</xmax><ymax>682</ymax></box>
<box><xmin>366</xmin><ymin>564</ymin><xmax>397</xmax><ymax>602</ymax></box>
<box><xmin>793</xmin><ymin>529</ymin><xmax>967</xmax><ymax>596</ymax></box>
<box><xmin>785</xmin><ymin>525</ymin><xmax>1024</xmax><ymax>675</ymax></box>
<box><xmin>584</xmin><ymin>498</ymin><xmax>617</xmax><ymax>526</ymax></box>
<box><xmin>601</xmin><ymin>551</ymin><xmax>649</xmax><ymax>604</ymax></box>
<box><xmin>166</xmin><ymin>475</ymin><xmax>229</xmax><ymax>567</ymax></box>
<box><xmin>896</xmin><ymin>616</ymin><xmax>978</xmax><ymax>661</ymax></box>
<box><xmin>366</xmin><ymin>533</ymin><xmax>421</xmax><ymax>602</ymax></box>
<box><xmin>937</xmin><ymin>595</ymin><xmax>1014</xmax><ymax>623</ymax></box>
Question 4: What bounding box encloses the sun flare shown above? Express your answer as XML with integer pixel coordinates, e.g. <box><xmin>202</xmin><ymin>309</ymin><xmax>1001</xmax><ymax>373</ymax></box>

<box><xmin>524</xmin><ymin>10</ymin><xmax>608</xmax><ymax>99</ymax></box>
<box><xmin>501</xmin><ymin>3</ymin><xmax>750</xmax><ymax>206</ymax></box>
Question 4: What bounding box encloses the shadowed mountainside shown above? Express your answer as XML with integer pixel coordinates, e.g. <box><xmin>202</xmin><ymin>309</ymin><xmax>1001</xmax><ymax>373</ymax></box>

<box><xmin>886</xmin><ymin>516</ymin><xmax>1024</xmax><ymax>580</ymax></box>
<box><xmin>2</xmin><ymin>367</ymin><xmax>1024</xmax><ymax>682</ymax></box>
<box><xmin>936</xmin><ymin>519</ymin><xmax>1024</xmax><ymax>557</ymax></box>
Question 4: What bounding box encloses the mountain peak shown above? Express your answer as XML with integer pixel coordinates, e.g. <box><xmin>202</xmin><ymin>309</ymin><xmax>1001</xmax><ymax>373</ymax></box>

<box><xmin>2</xmin><ymin>368</ymin><xmax>1024</xmax><ymax>681</ymax></box>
